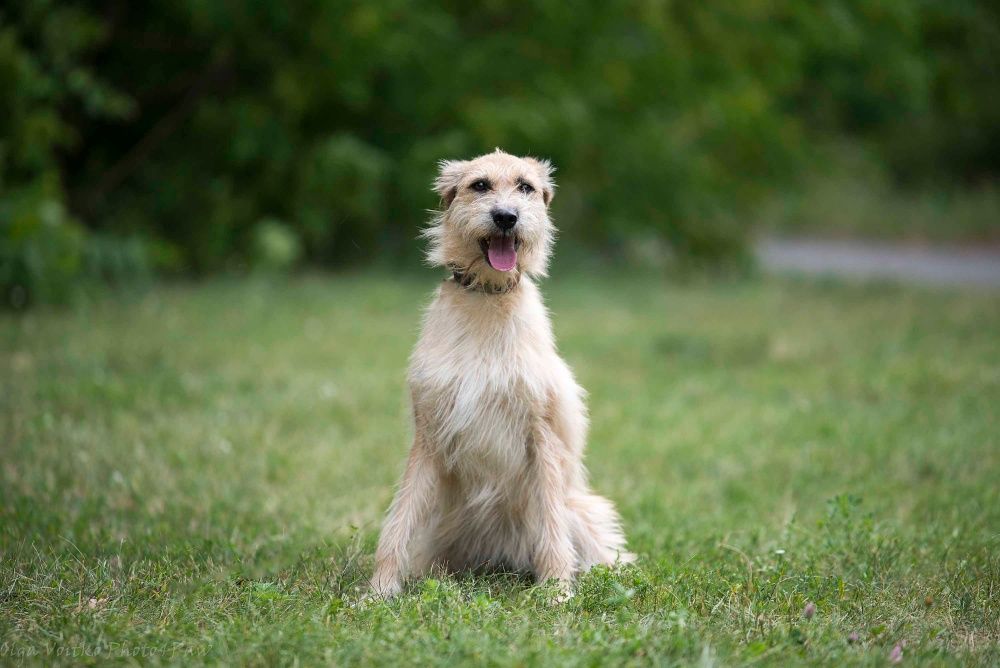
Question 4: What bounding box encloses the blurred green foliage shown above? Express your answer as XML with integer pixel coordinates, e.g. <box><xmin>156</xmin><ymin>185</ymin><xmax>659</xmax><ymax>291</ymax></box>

<box><xmin>1</xmin><ymin>1</ymin><xmax>998</xmax><ymax>304</ymax></box>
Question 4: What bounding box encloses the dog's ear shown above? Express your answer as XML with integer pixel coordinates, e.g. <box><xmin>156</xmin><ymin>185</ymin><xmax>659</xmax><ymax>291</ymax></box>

<box><xmin>525</xmin><ymin>157</ymin><xmax>556</xmax><ymax>206</ymax></box>
<box><xmin>433</xmin><ymin>159</ymin><xmax>468</xmax><ymax>208</ymax></box>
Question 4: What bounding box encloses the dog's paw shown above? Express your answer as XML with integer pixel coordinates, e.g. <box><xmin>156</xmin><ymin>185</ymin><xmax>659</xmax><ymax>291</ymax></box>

<box><xmin>366</xmin><ymin>576</ymin><xmax>402</xmax><ymax>601</ymax></box>
<box><xmin>540</xmin><ymin>577</ymin><xmax>575</xmax><ymax>604</ymax></box>
<box><xmin>553</xmin><ymin>585</ymin><xmax>575</xmax><ymax>604</ymax></box>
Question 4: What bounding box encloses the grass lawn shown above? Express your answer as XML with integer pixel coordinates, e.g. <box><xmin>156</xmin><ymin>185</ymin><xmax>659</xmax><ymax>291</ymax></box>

<box><xmin>2</xmin><ymin>272</ymin><xmax>998</xmax><ymax>666</ymax></box>
<box><xmin>753</xmin><ymin>148</ymin><xmax>1000</xmax><ymax>246</ymax></box>
<box><xmin>757</xmin><ymin>176</ymin><xmax>1000</xmax><ymax>246</ymax></box>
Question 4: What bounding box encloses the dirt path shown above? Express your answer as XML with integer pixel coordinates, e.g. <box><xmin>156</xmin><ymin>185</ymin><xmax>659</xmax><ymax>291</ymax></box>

<box><xmin>757</xmin><ymin>238</ymin><xmax>1000</xmax><ymax>288</ymax></box>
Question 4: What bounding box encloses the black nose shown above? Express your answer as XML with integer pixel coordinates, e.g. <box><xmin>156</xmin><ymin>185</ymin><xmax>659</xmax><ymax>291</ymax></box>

<box><xmin>491</xmin><ymin>207</ymin><xmax>518</xmax><ymax>230</ymax></box>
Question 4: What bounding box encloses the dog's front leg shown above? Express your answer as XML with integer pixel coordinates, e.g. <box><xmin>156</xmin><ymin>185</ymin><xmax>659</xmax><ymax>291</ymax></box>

<box><xmin>529</xmin><ymin>420</ymin><xmax>577</xmax><ymax>596</ymax></box>
<box><xmin>370</xmin><ymin>430</ymin><xmax>438</xmax><ymax>599</ymax></box>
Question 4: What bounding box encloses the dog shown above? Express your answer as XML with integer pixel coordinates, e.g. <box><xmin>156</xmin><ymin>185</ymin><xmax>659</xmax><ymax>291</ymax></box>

<box><xmin>369</xmin><ymin>149</ymin><xmax>632</xmax><ymax>598</ymax></box>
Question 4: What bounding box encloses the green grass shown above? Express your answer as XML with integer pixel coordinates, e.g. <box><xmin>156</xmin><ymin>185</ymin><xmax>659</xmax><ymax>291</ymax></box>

<box><xmin>758</xmin><ymin>176</ymin><xmax>1000</xmax><ymax>245</ymax></box>
<box><xmin>755</xmin><ymin>148</ymin><xmax>1000</xmax><ymax>245</ymax></box>
<box><xmin>2</xmin><ymin>272</ymin><xmax>998</xmax><ymax>666</ymax></box>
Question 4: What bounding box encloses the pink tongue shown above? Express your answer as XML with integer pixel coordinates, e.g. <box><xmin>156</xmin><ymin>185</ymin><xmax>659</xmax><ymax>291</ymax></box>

<box><xmin>487</xmin><ymin>236</ymin><xmax>517</xmax><ymax>272</ymax></box>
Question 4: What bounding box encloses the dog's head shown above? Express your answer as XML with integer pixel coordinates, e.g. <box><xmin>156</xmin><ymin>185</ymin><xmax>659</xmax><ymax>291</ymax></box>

<box><xmin>424</xmin><ymin>149</ymin><xmax>555</xmax><ymax>288</ymax></box>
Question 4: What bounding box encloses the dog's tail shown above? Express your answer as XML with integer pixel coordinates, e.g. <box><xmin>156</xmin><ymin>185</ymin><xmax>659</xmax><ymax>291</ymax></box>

<box><xmin>569</xmin><ymin>492</ymin><xmax>636</xmax><ymax>569</ymax></box>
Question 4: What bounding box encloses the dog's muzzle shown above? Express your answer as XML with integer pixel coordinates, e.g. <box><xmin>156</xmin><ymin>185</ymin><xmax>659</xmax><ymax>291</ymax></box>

<box><xmin>480</xmin><ymin>232</ymin><xmax>520</xmax><ymax>273</ymax></box>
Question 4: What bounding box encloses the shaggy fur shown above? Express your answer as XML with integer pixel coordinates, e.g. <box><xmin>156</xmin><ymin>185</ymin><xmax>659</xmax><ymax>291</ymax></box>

<box><xmin>370</xmin><ymin>150</ymin><xmax>632</xmax><ymax>598</ymax></box>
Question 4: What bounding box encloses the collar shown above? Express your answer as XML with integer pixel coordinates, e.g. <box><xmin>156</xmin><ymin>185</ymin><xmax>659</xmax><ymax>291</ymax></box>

<box><xmin>448</xmin><ymin>266</ymin><xmax>521</xmax><ymax>295</ymax></box>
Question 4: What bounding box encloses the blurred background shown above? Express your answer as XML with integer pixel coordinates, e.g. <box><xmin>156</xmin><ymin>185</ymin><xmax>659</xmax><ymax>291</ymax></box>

<box><xmin>2</xmin><ymin>0</ymin><xmax>998</xmax><ymax>305</ymax></box>
<box><xmin>2</xmin><ymin>7</ymin><xmax>999</xmax><ymax>661</ymax></box>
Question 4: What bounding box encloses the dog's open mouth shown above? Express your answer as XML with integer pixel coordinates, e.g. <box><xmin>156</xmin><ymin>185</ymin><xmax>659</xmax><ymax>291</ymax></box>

<box><xmin>480</xmin><ymin>234</ymin><xmax>521</xmax><ymax>272</ymax></box>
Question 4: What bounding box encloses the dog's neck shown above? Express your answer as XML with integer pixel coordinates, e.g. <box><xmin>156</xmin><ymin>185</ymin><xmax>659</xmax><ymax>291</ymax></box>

<box><xmin>448</xmin><ymin>266</ymin><xmax>521</xmax><ymax>295</ymax></box>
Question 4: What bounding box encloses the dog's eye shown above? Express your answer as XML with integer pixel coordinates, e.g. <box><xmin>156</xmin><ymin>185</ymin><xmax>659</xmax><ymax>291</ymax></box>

<box><xmin>517</xmin><ymin>182</ymin><xmax>535</xmax><ymax>195</ymax></box>
<box><xmin>470</xmin><ymin>180</ymin><xmax>490</xmax><ymax>193</ymax></box>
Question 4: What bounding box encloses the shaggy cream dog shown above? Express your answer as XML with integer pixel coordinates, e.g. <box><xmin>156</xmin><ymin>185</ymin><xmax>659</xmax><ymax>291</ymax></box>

<box><xmin>370</xmin><ymin>150</ymin><xmax>632</xmax><ymax>598</ymax></box>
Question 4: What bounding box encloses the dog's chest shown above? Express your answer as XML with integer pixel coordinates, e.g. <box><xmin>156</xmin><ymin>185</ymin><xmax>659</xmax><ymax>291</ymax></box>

<box><xmin>410</xmin><ymin>298</ymin><xmax>554</xmax><ymax>475</ymax></box>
